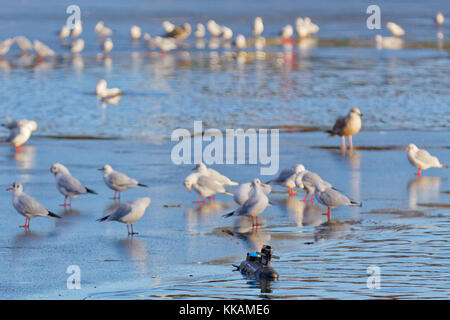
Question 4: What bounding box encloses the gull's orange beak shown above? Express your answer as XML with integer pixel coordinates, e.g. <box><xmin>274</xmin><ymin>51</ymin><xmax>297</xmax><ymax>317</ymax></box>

<box><xmin>188</xmin><ymin>186</ymin><xmax>191</xmax><ymax>192</ymax></box>
<box><xmin>6</xmin><ymin>187</ymin><xmax>13</xmax><ymax>191</ymax></box>
<box><xmin>403</xmin><ymin>148</ymin><xmax>408</xmax><ymax>151</ymax></box>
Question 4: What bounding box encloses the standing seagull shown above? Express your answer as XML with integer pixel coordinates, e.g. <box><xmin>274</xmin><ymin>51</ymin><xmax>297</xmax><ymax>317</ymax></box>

<box><xmin>404</xmin><ymin>144</ymin><xmax>447</xmax><ymax>176</ymax></box>
<box><xmin>327</xmin><ymin>107</ymin><xmax>362</xmax><ymax>149</ymax></box>
<box><xmin>386</xmin><ymin>22</ymin><xmax>405</xmax><ymax>37</ymax></box>
<box><xmin>7</xmin><ymin>182</ymin><xmax>60</xmax><ymax>229</ymax></box>
<box><xmin>315</xmin><ymin>187</ymin><xmax>361</xmax><ymax>220</ymax></box>
<box><xmin>266</xmin><ymin>164</ymin><xmax>306</xmax><ymax>196</ymax></box>
<box><xmin>253</xmin><ymin>17</ymin><xmax>264</xmax><ymax>37</ymax></box>
<box><xmin>184</xmin><ymin>172</ymin><xmax>233</xmax><ymax>204</ymax></box>
<box><xmin>6</xmin><ymin>120</ymin><xmax>37</xmax><ymax>152</ymax></box>
<box><xmin>99</xmin><ymin>164</ymin><xmax>148</xmax><ymax>200</ymax></box>
<box><xmin>295</xmin><ymin>170</ymin><xmax>332</xmax><ymax>203</ymax></box>
<box><xmin>435</xmin><ymin>12</ymin><xmax>444</xmax><ymax>26</ymax></box>
<box><xmin>97</xmin><ymin>197</ymin><xmax>151</xmax><ymax>235</ymax></box>
<box><xmin>223</xmin><ymin>179</ymin><xmax>269</xmax><ymax>227</ymax></box>
<box><xmin>50</xmin><ymin>163</ymin><xmax>97</xmax><ymax>207</ymax></box>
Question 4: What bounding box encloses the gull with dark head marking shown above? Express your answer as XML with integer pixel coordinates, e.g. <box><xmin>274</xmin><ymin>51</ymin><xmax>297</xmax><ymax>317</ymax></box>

<box><xmin>99</xmin><ymin>164</ymin><xmax>148</xmax><ymax>200</ymax></box>
<box><xmin>50</xmin><ymin>163</ymin><xmax>97</xmax><ymax>207</ymax></box>
<box><xmin>327</xmin><ymin>107</ymin><xmax>362</xmax><ymax>149</ymax></box>
<box><xmin>7</xmin><ymin>182</ymin><xmax>60</xmax><ymax>229</ymax></box>
<box><xmin>223</xmin><ymin>178</ymin><xmax>269</xmax><ymax>227</ymax></box>
<box><xmin>98</xmin><ymin>197</ymin><xmax>151</xmax><ymax>235</ymax></box>
<box><xmin>404</xmin><ymin>144</ymin><xmax>447</xmax><ymax>176</ymax></box>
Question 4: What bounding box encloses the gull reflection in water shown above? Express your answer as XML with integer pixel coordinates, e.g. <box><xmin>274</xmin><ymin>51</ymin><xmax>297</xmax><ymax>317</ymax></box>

<box><xmin>280</xmin><ymin>197</ymin><xmax>323</xmax><ymax>227</ymax></box>
<box><xmin>222</xmin><ymin>217</ymin><xmax>271</xmax><ymax>252</ymax></box>
<box><xmin>185</xmin><ymin>201</ymin><xmax>231</xmax><ymax>232</ymax></box>
<box><xmin>408</xmin><ymin>176</ymin><xmax>441</xmax><ymax>209</ymax></box>
<box><xmin>13</xmin><ymin>145</ymin><xmax>36</xmax><ymax>171</ymax></box>
<box><xmin>114</xmin><ymin>237</ymin><xmax>149</xmax><ymax>274</ymax></box>
<box><xmin>314</xmin><ymin>219</ymin><xmax>350</xmax><ymax>242</ymax></box>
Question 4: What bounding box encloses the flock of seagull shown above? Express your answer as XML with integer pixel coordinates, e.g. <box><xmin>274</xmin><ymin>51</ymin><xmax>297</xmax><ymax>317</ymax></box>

<box><xmin>4</xmin><ymin>102</ymin><xmax>447</xmax><ymax>235</ymax></box>
<box><xmin>0</xmin><ymin>12</ymin><xmax>445</xmax><ymax>60</ymax></box>
<box><xmin>1</xmin><ymin>12</ymin><xmax>448</xmax><ymax>235</ymax></box>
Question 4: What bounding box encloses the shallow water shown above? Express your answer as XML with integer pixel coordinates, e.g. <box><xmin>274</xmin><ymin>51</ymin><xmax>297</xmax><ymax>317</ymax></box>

<box><xmin>0</xmin><ymin>0</ymin><xmax>449</xmax><ymax>300</ymax></box>
<box><xmin>0</xmin><ymin>131</ymin><xmax>448</xmax><ymax>300</ymax></box>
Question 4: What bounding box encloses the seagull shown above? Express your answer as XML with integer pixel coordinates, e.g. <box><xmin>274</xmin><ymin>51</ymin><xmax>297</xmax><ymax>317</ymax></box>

<box><xmin>253</xmin><ymin>17</ymin><xmax>264</xmax><ymax>37</ymax></box>
<box><xmin>266</xmin><ymin>164</ymin><xmax>306</xmax><ymax>196</ymax></box>
<box><xmin>184</xmin><ymin>172</ymin><xmax>233</xmax><ymax>204</ymax></box>
<box><xmin>162</xmin><ymin>21</ymin><xmax>176</xmax><ymax>33</ymax></box>
<box><xmin>60</xmin><ymin>25</ymin><xmax>71</xmax><ymax>40</ymax></box>
<box><xmin>192</xmin><ymin>162</ymin><xmax>238</xmax><ymax>187</ymax></box>
<box><xmin>280</xmin><ymin>24</ymin><xmax>294</xmax><ymax>43</ymax></box>
<box><xmin>102</xmin><ymin>38</ymin><xmax>114</xmax><ymax>54</ymax></box>
<box><xmin>234</xmin><ymin>34</ymin><xmax>247</xmax><ymax>51</ymax></box>
<box><xmin>7</xmin><ymin>182</ymin><xmax>60</xmax><ymax>229</ymax></box>
<box><xmin>130</xmin><ymin>25</ymin><xmax>142</xmax><ymax>40</ymax></box>
<box><xmin>0</xmin><ymin>38</ymin><xmax>14</xmax><ymax>57</ymax></box>
<box><xmin>97</xmin><ymin>197</ymin><xmax>151</xmax><ymax>235</ymax></box>
<box><xmin>221</xmin><ymin>26</ymin><xmax>233</xmax><ymax>42</ymax></box>
<box><xmin>435</xmin><ymin>12</ymin><xmax>444</xmax><ymax>26</ymax></box>
<box><xmin>194</xmin><ymin>23</ymin><xmax>206</xmax><ymax>38</ymax></box>
<box><xmin>375</xmin><ymin>34</ymin><xmax>404</xmax><ymax>50</ymax></box>
<box><xmin>33</xmin><ymin>40</ymin><xmax>56</xmax><ymax>61</ymax></box>
<box><xmin>295</xmin><ymin>17</ymin><xmax>319</xmax><ymax>39</ymax></box>
<box><xmin>50</xmin><ymin>163</ymin><xmax>97</xmax><ymax>207</ymax></box>
<box><xmin>153</xmin><ymin>36</ymin><xmax>177</xmax><ymax>53</ymax></box>
<box><xmin>233</xmin><ymin>181</ymin><xmax>271</xmax><ymax>205</ymax></box>
<box><xmin>96</xmin><ymin>79</ymin><xmax>122</xmax><ymax>99</ymax></box>
<box><xmin>95</xmin><ymin>21</ymin><xmax>113</xmax><ymax>37</ymax></box>
<box><xmin>404</xmin><ymin>144</ymin><xmax>447</xmax><ymax>176</ymax></box>
<box><xmin>295</xmin><ymin>170</ymin><xmax>332</xmax><ymax>203</ymax></box>
<box><xmin>223</xmin><ymin>179</ymin><xmax>269</xmax><ymax>227</ymax></box>
<box><xmin>71</xmin><ymin>21</ymin><xmax>83</xmax><ymax>38</ymax></box>
<box><xmin>326</xmin><ymin>107</ymin><xmax>362</xmax><ymax>149</ymax></box>
<box><xmin>70</xmin><ymin>38</ymin><xmax>84</xmax><ymax>54</ymax></box>
<box><xmin>14</xmin><ymin>36</ymin><xmax>33</xmax><ymax>55</ymax></box>
<box><xmin>315</xmin><ymin>187</ymin><xmax>361</xmax><ymax>220</ymax></box>
<box><xmin>207</xmin><ymin>20</ymin><xmax>222</xmax><ymax>38</ymax></box>
<box><xmin>386</xmin><ymin>22</ymin><xmax>405</xmax><ymax>37</ymax></box>
<box><xmin>6</xmin><ymin>120</ymin><xmax>37</xmax><ymax>152</ymax></box>
<box><xmin>164</xmin><ymin>23</ymin><xmax>191</xmax><ymax>41</ymax></box>
<box><xmin>99</xmin><ymin>164</ymin><xmax>148</xmax><ymax>200</ymax></box>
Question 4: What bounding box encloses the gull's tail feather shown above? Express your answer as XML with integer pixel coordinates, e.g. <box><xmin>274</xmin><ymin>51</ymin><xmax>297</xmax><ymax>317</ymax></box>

<box><xmin>222</xmin><ymin>211</ymin><xmax>235</xmax><ymax>218</ymax></box>
<box><xmin>86</xmin><ymin>187</ymin><xmax>97</xmax><ymax>195</ymax></box>
<box><xmin>224</xmin><ymin>192</ymin><xmax>233</xmax><ymax>196</ymax></box>
<box><xmin>326</xmin><ymin>130</ymin><xmax>336</xmax><ymax>137</ymax></box>
<box><xmin>97</xmin><ymin>215</ymin><xmax>109</xmax><ymax>222</ymax></box>
<box><xmin>350</xmin><ymin>200</ymin><xmax>362</xmax><ymax>207</ymax></box>
<box><xmin>138</xmin><ymin>183</ymin><xmax>149</xmax><ymax>188</ymax></box>
<box><xmin>228</xmin><ymin>181</ymin><xmax>239</xmax><ymax>186</ymax></box>
<box><xmin>48</xmin><ymin>211</ymin><xmax>61</xmax><ymax>218</ymax></box>
<box><xmin>440</xmin><ymin>163</ymin><xmax>448</xmax><ymax>168</ymax></box>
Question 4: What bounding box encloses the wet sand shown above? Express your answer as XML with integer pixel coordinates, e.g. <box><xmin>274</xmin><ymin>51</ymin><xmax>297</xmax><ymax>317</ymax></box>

<box><xmin>0</xmin><ymin>129</ymin><xmax>449</xmax><ymax>299</ymax></box>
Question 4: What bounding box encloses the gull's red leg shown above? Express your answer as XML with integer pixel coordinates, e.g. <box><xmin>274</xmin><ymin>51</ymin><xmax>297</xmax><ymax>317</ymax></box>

<box><xmin>415</xmin><ymin>168</ymin><xmax>422</xmax><ymax>177</ymax></box>
<box><xmin>193</xmin><ymin>195</ymin><xmax>203</xmax><ymax>204</ymax></box>
<box><xmin>322</xmin><ymin>207</ymin><xmax>331</xmax><ymax>220</ymax></box>
<box><xmin>60</xmin><ymin>196</ymin><xmax>68</xmax><ymax>207</ymax></box>
<box><xmin>301</xmin><ymin>193</ymin><xmax>309</xmax><ymax>202</ymax></box>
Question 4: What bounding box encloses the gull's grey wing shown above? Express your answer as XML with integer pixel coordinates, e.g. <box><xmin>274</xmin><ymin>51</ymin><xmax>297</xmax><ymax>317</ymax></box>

<box><xmin>317</xmin><ymin>189</ymin><xmax>351</xmax><ymax>208</ymax></box>
<box><xmin>109</xmin><ymin>171</ymin><xmax>138</xmax><ymax>188</ymax></box>
<box><xmin>15</xmin><ymin>193</ymin><xmax>49</xmax><ymax>216</ymax></box>
<box><xmin>197</xmin><ymin>175</ymin><xmax>227</xmax><ymax>193</ymax></box>
<box><xmin>57</xmin><ymin>173</ymin><xmax>88</xmax><ymax>194</ymax></box>
<box><xmin>108</xmin><ymin>202</ymin><xmax>133</xmax><ymax>221</ymax></box>
<box><xmin>271</xmin><ymin>167</ymin><xmax>295</xmax><ymax>184</ymax></box>
<box><xmin>415</xmin><ymin>149</ymin><xmax>440</xmax><ymax>166</ymax></box>
<box><xmin>329</xmin><ymin>115</ymin><xmax>348</xmax><ymax>135</ymax></box>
